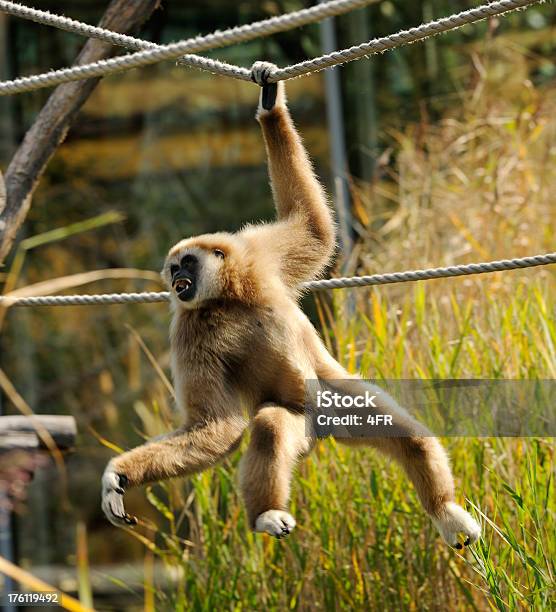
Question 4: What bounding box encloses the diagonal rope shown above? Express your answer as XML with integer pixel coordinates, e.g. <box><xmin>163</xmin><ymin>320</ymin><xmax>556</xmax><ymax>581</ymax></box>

<box><xmin>2</xmin><ymin>252</ymin><xmax>555</xmax><ymax>307</ymax></box>
<box><xmin>0</xmin><ymin>0</ymin><xmax>380</xmax><ymax>94</ymax></box>
<box><xmin>267</xmin><ymin>0</ymin><xmax>545</xmax><ymax>82</ymax></box>
<box><xmin>0</xmin><ymin>0</ymin><xmax>544</xmax><ymax>95</ymax></box>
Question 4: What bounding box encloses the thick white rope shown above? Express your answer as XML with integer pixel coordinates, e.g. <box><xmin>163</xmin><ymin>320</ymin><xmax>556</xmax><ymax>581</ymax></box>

<box><xmin>2</xmin><ymin>252</ymin><xmax>555</xmax><ymax>307</ymax></box>
<box><xmin>0</xmin><ymin>0</ymin><xmax>544</xmax><ymax>95</ymax></box>
<box><xmin>0</xmin><ymin>0</ymin><xmax>380</xmax><ymax>94</ymax></box>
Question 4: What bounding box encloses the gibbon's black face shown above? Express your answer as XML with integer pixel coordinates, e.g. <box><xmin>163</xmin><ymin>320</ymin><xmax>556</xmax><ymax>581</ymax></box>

<box><xmin>163</xmin><ymin>234</ymin><xmax>235</xmax><ymax>309</ymax></box>
<box><xmin>171</xmin><ymin>254</ymin><xmax>199</xmax><ymax>302</ymax></box>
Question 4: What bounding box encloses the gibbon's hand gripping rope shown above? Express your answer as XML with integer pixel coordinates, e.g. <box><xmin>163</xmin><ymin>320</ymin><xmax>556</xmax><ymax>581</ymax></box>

<box><xmin>0</xmin><ymin>0</ymin><xmax>545</xmax><ymax>95</ymax></box>
<box><xmin>2</xmin><ymin>252</ymin><xmax>555</xmax><ymax>307</ymax></box>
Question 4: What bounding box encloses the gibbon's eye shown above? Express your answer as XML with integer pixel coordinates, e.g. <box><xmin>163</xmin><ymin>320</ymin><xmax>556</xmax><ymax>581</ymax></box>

<box><xmin>213</xmin><ymin>249</ymin><xmax>225</xmax><ymax>259</ymax></box>
<box><xmin>170</xmin><ymin>264</ymin><xmax>179</xmax><ymax>276</ymax></box>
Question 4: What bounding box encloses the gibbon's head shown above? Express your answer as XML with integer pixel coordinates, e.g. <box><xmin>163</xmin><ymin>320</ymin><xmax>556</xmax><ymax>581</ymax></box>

<box><xmin>162</xmin><ymin>233</ymin><xmax>255</xmax><ymax>309</ymax></box>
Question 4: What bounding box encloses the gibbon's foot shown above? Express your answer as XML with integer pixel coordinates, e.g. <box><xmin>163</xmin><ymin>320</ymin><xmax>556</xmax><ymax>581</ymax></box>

<box><xmin>251</xmin><ymin>61</ymin><xmax>286</xmax><ymax>114</ymax></box>
<box><xmin>255</xmin><ymin>510</ymin><xmax>296</xmax><ymax>539</ymax></box>
<box><xmin>101</xmin><ymin>465</ymin><xmax>138</xmax><ymax>527</ymax></box>
<box><xmin>432</xmin><ymin>502</ymin><xmax>481</xmax><ymax>549</ymax></box>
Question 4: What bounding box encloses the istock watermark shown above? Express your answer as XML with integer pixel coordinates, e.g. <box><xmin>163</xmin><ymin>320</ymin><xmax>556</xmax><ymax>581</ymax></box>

<box><xmin>305</xmin><ymin>379</ymin><xmax>556</xmax><ymax>438</ymax></box>
<box><xmin>316</xmin><ymin>389</ymin><xmax>381</xmax><ymax>409</ymax></box>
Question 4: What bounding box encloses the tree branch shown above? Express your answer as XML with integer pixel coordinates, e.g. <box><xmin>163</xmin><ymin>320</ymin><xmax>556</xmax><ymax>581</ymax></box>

<box><xmin>0</xmin><ymin>0</ymin><xmax>161</xmax><ymax>263</ymax></box>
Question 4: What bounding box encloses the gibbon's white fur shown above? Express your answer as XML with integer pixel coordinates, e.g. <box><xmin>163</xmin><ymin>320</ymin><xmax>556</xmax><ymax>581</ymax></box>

<box><xmin>101</xmin><ymin>62</ymin><xmax>480</xmax><ymax>549</ymax></box>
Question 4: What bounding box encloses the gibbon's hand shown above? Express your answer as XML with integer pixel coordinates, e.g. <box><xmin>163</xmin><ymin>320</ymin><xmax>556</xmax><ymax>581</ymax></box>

<box><xmin>101</xmin><ymin>462</ymin><xmax>138</xmax><ymax>527</ymax></box>
<box><xmin>251</xmin><ymin>61</ymin><xmax>286</xmax><ymax>113</ymax></box>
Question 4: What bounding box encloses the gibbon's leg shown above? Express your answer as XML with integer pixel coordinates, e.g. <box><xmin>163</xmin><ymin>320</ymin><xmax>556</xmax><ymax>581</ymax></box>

<box><xmin>315</xmin><ymin>355</ymin><xmax>481</xmax><ymax>548</ymax></box>
<box><xmin>240</xmin><ymin>404</ymin><xmax>314</xmax><ymax>538</ymax></box>
<box><xmin>249</xmin><ymin>62</ymin><xmax>336</xmax><ymax>286</ymax></box>
<box><xmin>101</xmin><ymin>415</ymin><xmax>246</xmax><ymax>527</ymax></box>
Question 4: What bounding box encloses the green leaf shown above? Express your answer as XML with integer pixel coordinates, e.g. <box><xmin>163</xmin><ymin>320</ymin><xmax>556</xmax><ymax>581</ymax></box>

<box><xmin>146</xmin><ymin>486</ymin><xmax>175</xmax><ymax>523</ymax></box>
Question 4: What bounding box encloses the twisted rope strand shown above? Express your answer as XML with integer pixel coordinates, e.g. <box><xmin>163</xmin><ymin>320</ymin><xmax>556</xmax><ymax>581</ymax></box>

<box><xmin>0</xmin><ymin>0</ymin><xmax>379</xmax><ymax>94</ymax></box>
<box><xmin>301</xmin><ymin>252</ymin><xmax>556</xmax><ymax>291</ymax></box>
<box><xmin>2</xmin><ymin>252</ymin><xmax>555</xmax><ymax>307</ymax></box>
<box><xmin>0</xmin><ymin>0</ymin><xmax>159</xmax><ymax>50</ymax></box>
<box><xmin>0</xmin><ymin>0</ymin><xmax>543</xmax><ymax>94</ymax></box>
<box><xmin>1</xmin><ymin>292</ymin><xmax>171</xmax><ymax>307</ymax></box>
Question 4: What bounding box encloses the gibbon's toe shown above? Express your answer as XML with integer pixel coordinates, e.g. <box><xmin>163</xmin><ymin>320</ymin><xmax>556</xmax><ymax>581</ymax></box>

<box><xmin>101</xmin><ymin>467</ymin><xmax>137</xmax><ymax>528</ymax></box>
<box><xmin>432</xmin><ymin>502</ymin><xmax>481</xmax><ymax>549</ymax></box>
<box><xmin>255</xmin><ymin>510</ymin><xmax>296</xmax><ymax>538</ymax></box>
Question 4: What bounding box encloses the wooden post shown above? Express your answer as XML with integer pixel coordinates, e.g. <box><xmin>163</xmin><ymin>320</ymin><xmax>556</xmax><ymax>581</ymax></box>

<box><xmin>0</xmin><ymin>415</ymin><xmax>76</xmax><ymax>451</ymax></box>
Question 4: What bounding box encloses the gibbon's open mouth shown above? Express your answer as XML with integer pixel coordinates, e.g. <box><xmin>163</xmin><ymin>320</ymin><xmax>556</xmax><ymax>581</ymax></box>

<box><xmin>175</xmin><ymin>278</ymin><xmax>192</xmax><ymax>293</ymax></box>
<box><xmin>172</xmin><ymin>274</ymin><xmax>197</xmax><ymax>301</ymax></box>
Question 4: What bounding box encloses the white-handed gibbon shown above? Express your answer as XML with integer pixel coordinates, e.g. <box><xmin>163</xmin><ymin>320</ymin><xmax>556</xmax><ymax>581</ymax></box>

<box><xmin>101</xmin><ymin>62</ymin><xmax>480</xmax><ymax>549</ymax></box>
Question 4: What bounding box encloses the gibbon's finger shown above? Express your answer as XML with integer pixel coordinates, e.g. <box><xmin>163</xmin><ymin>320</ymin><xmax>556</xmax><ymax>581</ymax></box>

<box><xmin>102</xmin><ymin>489</ymin><xmax>138</xmax><ymax>527</ymax></box>
<box><xmin>101</xmin><ymin>468</ymin><xmax>138</xmax><ymax>528</ymax></box>
<box><xmin>250</xmin><ymin>60</ymin><xmax>278</xmax><ymax>85</ymax></box>
<box><xmin>251</xmin><ymin>61</ymin><xmax>280</xmax><ymax>110</ymax></box>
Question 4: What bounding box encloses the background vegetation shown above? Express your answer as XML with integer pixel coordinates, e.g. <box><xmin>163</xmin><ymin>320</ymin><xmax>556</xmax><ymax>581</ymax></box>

<box><xmin>0</xmin><ymin>1</ymin><xmax>555</xmax><ymax>610</ymax></box>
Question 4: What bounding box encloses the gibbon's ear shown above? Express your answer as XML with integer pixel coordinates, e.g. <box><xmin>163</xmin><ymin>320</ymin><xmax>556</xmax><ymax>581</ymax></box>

<box><xmin>251</xmin><ymin>61</ymin><xmax>286</xmax><ymax>115</ymax></box>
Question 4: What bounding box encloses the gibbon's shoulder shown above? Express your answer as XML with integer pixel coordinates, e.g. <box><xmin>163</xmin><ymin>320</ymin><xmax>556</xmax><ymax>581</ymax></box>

<box><xmin>237</xmin><ymin>222</ymin><xmax>292</xmax><ymax>275</ymax></box>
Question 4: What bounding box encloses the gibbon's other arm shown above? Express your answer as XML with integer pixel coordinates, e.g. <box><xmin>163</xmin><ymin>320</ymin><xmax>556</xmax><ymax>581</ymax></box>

<box><xmin>250</xmin><ymin>62</ymin><xmax>336</xmax><ymax>286</ymax></box>
<box><xmin>101</xmin><ymin>415</ymin><xmax>245</xmax><ymax>526</ymax></box>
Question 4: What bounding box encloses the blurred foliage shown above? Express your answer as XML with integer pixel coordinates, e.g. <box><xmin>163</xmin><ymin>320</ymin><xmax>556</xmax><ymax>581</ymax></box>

<box><xmin>0</xmin><ymin>0</ymin><xmax>555</xmax><ymax>609</ymax></box>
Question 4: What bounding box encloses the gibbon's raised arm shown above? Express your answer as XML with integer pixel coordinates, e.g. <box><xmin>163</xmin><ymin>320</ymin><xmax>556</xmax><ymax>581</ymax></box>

<box><xmin>247</xmin><ymin>63</ymin><xmax>336</xmax><ymax>286</ymax></box>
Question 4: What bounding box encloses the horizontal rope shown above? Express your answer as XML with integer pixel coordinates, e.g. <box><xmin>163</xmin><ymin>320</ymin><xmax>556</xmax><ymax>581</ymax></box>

<box><xmin>2</xmin><ymin>252</ymin><xmax>555</xmax><ymax>307</ymax></box>
<box><xmin>301</xmin><ymin>252</ymin><xmax>556</xmax><ymax>290</ymax></box>
<box><xmin>0</xmin><ymin>0</ymin><xmax>379</xmax><ymax>94</ymax></box>
<box><xmin>1</xmin><ymin>291</ymin><xmax>170</xmax><ymax>307</ymax></box>
<box><xmin>0</xmin><ymin>0</ymin><xmax>544</xmax><ymax>95</ymax></box>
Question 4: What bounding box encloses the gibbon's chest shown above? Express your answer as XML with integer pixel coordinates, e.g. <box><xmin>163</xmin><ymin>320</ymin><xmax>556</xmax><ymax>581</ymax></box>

<box><xmin>171</xmin><ymin>307</ymin><xmax>306</xmax><ymax>388</ymax></box>
<box><xmin>171</xmin><ymin>303</ymin><xmax>311</xmax><ymax>411</ymax></box>
<box><xmin>171</xmin><ymin>304</ymin><xmax>284</xmax><ymax>374</ymax></box>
